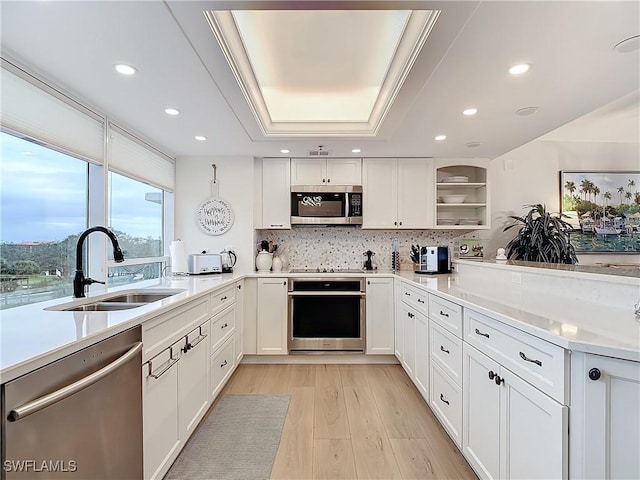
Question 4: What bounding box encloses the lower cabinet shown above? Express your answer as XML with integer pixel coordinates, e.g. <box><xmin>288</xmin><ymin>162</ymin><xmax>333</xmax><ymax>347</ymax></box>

<box><xmin>210</xmin><ymin>336</ymin><xmax>235</xmax><ymax>400</ymax></box>
<box><xmin>414</xmin><ymin>311</ymin><xmax>429</xmax><ymax>400</ymax></box>
<box><xmin>570</xmin><ymin>352</ymin><xmax>640</xmax><ymax>480</ymax></box>
<box><xmin>257</xmin><ymin>277</ymin><xmax>288</xmax><ymax>354</ymax></box>
<box><xmin>365</xmin><ymin>277</ymin><xmax>394</xmax><ymax>354</ymax></box>
<box><xmin>463</xmin><ymin>343</ymin><xmax>567</xmax><ymax>480</ymax></box>
<box><xmin>430</xmin><ymin>361</ymin><xmax>463</xmax><ymax>448</ymax></box>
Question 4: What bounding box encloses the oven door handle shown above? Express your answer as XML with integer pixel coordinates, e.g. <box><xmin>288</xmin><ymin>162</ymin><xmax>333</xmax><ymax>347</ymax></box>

<box><xmin>288</xmin><ymin>291</ymin><xmax>365</xmax><ymax>297</ymax></box>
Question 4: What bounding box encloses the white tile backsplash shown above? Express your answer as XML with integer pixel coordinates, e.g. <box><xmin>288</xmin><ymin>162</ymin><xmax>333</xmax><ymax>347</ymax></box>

<box><xmin>255</xmin><ymin>228</ymin><xmax>477</xmax><ymax>271</ymax></box>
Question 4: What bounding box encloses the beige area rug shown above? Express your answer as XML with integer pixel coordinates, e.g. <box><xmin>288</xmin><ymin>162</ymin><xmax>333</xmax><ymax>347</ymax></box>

<box><xmin>165</xmin><ymin>394</ymin><xmax>290</xmax><ymax>480</ymax></box>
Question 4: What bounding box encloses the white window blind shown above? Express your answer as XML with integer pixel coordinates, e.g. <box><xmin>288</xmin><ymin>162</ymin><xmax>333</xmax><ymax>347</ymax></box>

<box><xmin>108</xmin><ymin>125</ymin><xmax>175</xmax><ymax>191</ymax></box>
<box><xmin>0</xmin><ymin>64</ymin><xmax>105</xmax><ymax>163</ymax></box>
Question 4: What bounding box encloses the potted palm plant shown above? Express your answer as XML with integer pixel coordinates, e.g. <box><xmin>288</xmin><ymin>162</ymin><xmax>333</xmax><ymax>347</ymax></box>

<box><xmin>503</xmin><ymin>204</ymin><xmax>578</xmax><ymax>264</ymax></box>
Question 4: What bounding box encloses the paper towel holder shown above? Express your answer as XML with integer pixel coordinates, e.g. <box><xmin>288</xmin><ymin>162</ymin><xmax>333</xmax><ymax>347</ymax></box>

<box><xmin>169</xmin><ymin>239</ymin><xmax>188</xmax><ymax>276</ymax></box>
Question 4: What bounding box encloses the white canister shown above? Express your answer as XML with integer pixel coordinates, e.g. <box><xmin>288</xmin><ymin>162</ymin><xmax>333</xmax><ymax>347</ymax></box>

<box><xmin>255</xmin><ymin>251</ymin><xmax>273</xmax><ymax>272</ymax></box>
<box><xmin>278</xmin><ymin>254</ymin><xmax>288</xmax><ymax>270</ymax></box>
<box><xmin>272</xmin><ymin>255</ymin><xmax>283</xmax><ymax>272</ymax></box>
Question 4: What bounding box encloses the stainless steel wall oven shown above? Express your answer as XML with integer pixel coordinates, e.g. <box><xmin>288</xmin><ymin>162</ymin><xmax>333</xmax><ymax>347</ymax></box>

<box><xmin>288</xmin><ymin>277</ymin><xmax>365</xmax><ymax>353</ymax></box>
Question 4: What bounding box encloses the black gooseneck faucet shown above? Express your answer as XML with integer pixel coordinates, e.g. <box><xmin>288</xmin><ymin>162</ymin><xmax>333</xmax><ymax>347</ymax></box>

<box><xmin>73</xmin><ymin>226</ymin><xmax>125</xmax><ymax>298</ymax></box>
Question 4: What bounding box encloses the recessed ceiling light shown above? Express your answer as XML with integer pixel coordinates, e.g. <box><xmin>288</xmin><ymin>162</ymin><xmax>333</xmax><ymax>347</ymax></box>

<box><xmin>280</xmin><ymin>149</ymin><xmax>290</xmax><ymax>154</ymax></box>
<box><xmin>516</xmin><ymin>106</ymin><xmax>540</xmax><ymax>116</ymax></box>
<box><xmin>509</xmin><ymin>63</ymin><xmax>530</xmax><ymax>75</ymax></box>
<box><xmin>434</xmin><ymin>135</ymin><xmax>447</xmax><ymax>141</ymax></box>
<box><xmin>114</xmin><ymin>64</ymin><xmax>137</xmax><ymax>76</ymax></box>
<box><xmin>465</xmin><ymin>142</ymin><xmax>482</xmax><ymax>148</ymax></box>
<box><xmin>352</xmin><ymin>148</ymin><xmax>361</xmax><ymax>153</ymax></box>
<box><xmin>463</xmin><ymin>108</ymin><xmax>478</xmax><ymax>116</ymax></box>
<box><xmin>195</xmin><ymin>136</ymin><xmax>207</xmax><ymax>141</ymax></box>
<box><xmin>20</xmin><ymin>151</ymin><xmax>33</xmax><ymax>155</ymax></box>
<box><xmin>614</xmin><ymin>34</ymin><xmax>640</xmax><ymax>53</ymax></box>
<box><xmin>164</xmin><ymin>108</ymin><xmax>180</xmax><ymax>116</ymax></box>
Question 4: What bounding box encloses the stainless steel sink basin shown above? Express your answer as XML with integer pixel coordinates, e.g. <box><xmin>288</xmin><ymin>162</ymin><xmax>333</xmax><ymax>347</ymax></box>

<box><xmin>46</xmin><ymin>289</ymin><xmax>186</xmax><ymax>312</ymax></box>
<box><xmin>65</xmin><ymin>302</ymin><xmax>145</xmax><ymax>312</ymax></box>
<box><xmin>100</xmin><ymin>293</ymin><xmax>177</xmax><ymax>303</ymax></box>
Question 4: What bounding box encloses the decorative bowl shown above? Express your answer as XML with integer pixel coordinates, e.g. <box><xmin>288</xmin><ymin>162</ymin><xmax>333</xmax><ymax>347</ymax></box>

<box><xmin>440</xmin><ymin>195</ymin><xmax>467</xmax><ymax>204</ymax></box>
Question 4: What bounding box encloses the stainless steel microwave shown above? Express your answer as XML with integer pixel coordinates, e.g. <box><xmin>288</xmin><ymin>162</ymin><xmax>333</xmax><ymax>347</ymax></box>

<box><xmin>291</xmin><ymin>185</ymin><xmax>363</xmax><ymax>225</ymax></box>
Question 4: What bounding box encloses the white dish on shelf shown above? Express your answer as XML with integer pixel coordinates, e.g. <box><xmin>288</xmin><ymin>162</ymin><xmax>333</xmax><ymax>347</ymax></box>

<box><xmin>438</xmin><ymin>218</ymin><xmax>457</xmax><ymax>225</ymax></box>
<box><xmin>443</xmin><ymin>176</ymin><xmax>469</xmax><ymax>183</ymax></box>
<box><xmin>458</xmin><ymin>218</ymin><xmax>480</xmax><ymax>225</ymax></box>
<box><xmin>440</xmin><ymin>194</ymin><xmax>467</xmax><ymax>204</ymax></box>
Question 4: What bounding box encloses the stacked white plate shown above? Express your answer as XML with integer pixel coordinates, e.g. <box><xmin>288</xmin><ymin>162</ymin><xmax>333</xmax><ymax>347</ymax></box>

<box><xmin>443</xmin><ymin>175</ymin><xmax>469</xmax><ymax>183</ymax></box>
<box><xmin>458</xmin><ymin>218</ymin><xmax>480</xmax><ymax>225</ymax></box>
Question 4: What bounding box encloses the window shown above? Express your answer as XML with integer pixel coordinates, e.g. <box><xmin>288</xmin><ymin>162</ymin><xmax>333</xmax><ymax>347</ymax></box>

<box><xmin>107</xmin><ymin>171</ymin><xmax>166</xmax><ymax>287</ymax></box>
<box><xmin>0</xmin><ymin>131</ymin><xmax>88</xmax><ymax>309</ymax></box>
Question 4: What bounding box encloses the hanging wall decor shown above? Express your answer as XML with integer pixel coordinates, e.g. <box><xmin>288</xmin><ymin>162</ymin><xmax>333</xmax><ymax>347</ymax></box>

<box><xmin>196</xmin><ymin>164</ymin><xmax>234</xmax><ymax>235</ymax></box>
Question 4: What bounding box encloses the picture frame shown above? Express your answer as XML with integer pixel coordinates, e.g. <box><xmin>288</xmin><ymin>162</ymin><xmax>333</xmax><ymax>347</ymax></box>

<box><xmin>456</xmin><ymin>238</ymin><xmax>484</xmax><ymax>259</ymax></box>
<box><xmin>559</xmin><ymin>171</ymin><xmax>640</xmax><ymax>253</ymax></box>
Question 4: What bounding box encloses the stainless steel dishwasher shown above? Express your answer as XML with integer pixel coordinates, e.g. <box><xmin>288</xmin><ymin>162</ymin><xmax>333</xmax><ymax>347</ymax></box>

<box><xmin>1</xmin><ymin>326</ymin><xmax>143</xmax><ymax>479</ymax></box>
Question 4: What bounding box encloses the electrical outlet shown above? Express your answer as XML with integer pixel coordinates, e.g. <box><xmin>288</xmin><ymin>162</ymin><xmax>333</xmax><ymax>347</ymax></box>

<box><xmin>511</xmin><ymin>272</ymin><xmax>522</xmax><ymax>286</ymax></box>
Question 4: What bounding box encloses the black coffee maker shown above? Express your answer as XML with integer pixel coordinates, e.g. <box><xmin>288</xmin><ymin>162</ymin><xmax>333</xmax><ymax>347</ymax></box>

<box><xmin>363</xmin><ymin>250</ymin><xmax>376</xmax><ymax>270</ymax></box>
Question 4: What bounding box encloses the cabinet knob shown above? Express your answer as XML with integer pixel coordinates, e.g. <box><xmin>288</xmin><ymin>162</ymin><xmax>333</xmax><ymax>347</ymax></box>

<box><xmin>327</xmin><ymin>178</ymin><xmax>331</xmax><ymax>183</ymax></box>
<box><xmin>322</xmin><ymin>178</ymin><xmax>326</xmax><ymax>183</ymax></box>
<box><xmin>394</xmin><ymin>221</ymin><xmax>398</xmax><ymax>226</ymax></box>
<box><xmin>237</xmin><ymin>285</ymin><xmax>242</xmax><ymax>290</ymax></box>
<box><xmin>494</xmin><ymin>375</ymin><xmax>504</xmax><ymax>386</ymax></box>
<box><xmin>399</xmin><ymin>221</ymin><xmax>402</xmax><ymax>226</ymax></box>
<box><xmin>588</xmin><ymin>368</ymin><xmax>601</xmax><ymax>381</ymax></box>
<box><xmin>367</xmin><ymin>281</ymin><xmax>371</xmax><ymax>285</ymax></box>
<box><xmin>488</xmin><ymin>370</ymin><xmax>496</xmax><ymax>380</ymax></box>
<box><xmin>283</xmin><ymin>281</ymin><xmax>287</xmax><ymax>285</ymax></box>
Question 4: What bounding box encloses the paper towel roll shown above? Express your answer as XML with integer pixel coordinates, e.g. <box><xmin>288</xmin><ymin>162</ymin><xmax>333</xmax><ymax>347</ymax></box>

<box><xmin>169</xmin><ymin>240</ymin><xmax>187</xmax><ymax>274</ymax></box>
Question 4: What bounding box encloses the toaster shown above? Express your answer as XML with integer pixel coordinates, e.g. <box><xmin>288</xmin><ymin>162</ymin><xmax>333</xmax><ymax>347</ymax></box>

<box><xmin>187</xmin><ymin>253</ymin><xmax>222</xmax><ymax>274</ymax></box>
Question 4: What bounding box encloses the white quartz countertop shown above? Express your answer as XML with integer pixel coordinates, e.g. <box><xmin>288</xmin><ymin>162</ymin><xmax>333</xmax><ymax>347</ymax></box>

<box><xmin>395</xmin><ymin>270</ymin><xmax>640</xmax><ymax>362</ymax></box>
<box><xmin>1</xmin><ymin>266</ymin><xmax>638</xmax><ymax>384</ymax></box>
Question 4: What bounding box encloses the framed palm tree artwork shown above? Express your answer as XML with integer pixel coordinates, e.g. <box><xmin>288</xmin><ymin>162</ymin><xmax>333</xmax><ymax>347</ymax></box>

<box><xmin>560</xmin><ymin>171</ymin><xmax>640</xmax><ymax>253</ymax></box>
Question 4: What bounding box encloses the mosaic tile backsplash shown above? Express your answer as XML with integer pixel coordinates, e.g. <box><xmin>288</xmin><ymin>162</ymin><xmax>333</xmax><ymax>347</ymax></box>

<box><xmin>255</xmin><ymin>228</ymin><xmax>478</xmax><ymax>271</ymax></box>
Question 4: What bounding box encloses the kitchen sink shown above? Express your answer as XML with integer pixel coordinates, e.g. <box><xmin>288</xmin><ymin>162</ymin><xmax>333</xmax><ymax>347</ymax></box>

<box><xmin>64</xmin><ymin>302</ymin><xmax>144</xmax><ymax>312</ymax></box>
<box><xmin>46</xmin><ymin>289</ymin><xmax>186</xmax><ymax>312</ymax></box>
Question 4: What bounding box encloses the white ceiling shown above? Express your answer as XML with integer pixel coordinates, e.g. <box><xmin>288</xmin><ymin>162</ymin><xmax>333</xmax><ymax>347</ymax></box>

<box><xmin>1</xmin><ymin>1</ymin><xmax>638</xmax><ymax>160</ymax></box>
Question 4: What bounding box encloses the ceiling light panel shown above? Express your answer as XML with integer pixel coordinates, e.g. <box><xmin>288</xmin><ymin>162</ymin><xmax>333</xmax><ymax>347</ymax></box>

<box><xmin>206</xmin><ymin>9</ymin><xmax>440</xmax><ymax>136</ymax></box>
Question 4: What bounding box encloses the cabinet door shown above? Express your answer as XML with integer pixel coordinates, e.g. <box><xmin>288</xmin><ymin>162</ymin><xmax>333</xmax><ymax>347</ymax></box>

<box><xmin>362</xmin><ymin>158</ymin><xmax>398</xmax><ymax>228</ymax></box>
<box><xmin>143</xmin><ymin>347</ymin><xmax>180</xmax><ymax>480</ymax></box>
<box><xmin>399</xmin><ymin>303</ymin><xmax>416</xmax><ymax>378</ymax></box>
<box><xmin>262</xmin><ymin>158</ymin><xmax>291</xmax><ymax>229</ymax></box>
<box><xmin>462</xmin><ymin>343</ymin><xmax>501</xmax><ymax>480</ymax></box>
<box><xmin>257</xmin><ymin>278</ymin><xmax>288</xmax><ymax>354</ymax></box>
<box><xmin>291</xmin><ymin>158</ymin><xmax>326</xmax><ymax>185</ymax></box>
<box><xmin>394</xmin><ymin>286</ymin><xmax>404</xmax><ymax>361</ymax></box>
<box><xmin>414</xmin><ymin>312</ymin><xmax>429</xmax><ymax>400</ymax></box>
<box><xmin>365</xmin><ymin>277</ymin><xmax>394</xmax><ymax>354</ymax></box>
<box><xmin>178</xmin><ymin>322</ymin><xmax>210</xmax><ymax>442</ymax></box>
<box><xmin>234</xmin><ymin>281</ymin><xmax>244</xmax><ymax>363</ymax></box>
<box><xmin>327</xmin><ymin>158</ymin><xmax>362</xmax><ymax>185</ymax></box>
<box><xmin>501</xmin><ymin>367</ymin><xmax>567</xmax><ymax>480</ymax></box>
<box><xmin>582</xmin><ymin>354</ymin><xmax>640</xmax><ymax>480</ymax></box>
<box><xmin>397</xmin><ymin>159</ymin><xmax>431</xmax><ymax>228</ymax></box>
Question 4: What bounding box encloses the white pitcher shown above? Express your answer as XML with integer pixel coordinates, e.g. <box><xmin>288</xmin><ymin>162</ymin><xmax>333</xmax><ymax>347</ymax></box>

<box><xmin>255</xmin><ymin>251</ymin><xmax>273</xmax><ymax>272</ymax></box>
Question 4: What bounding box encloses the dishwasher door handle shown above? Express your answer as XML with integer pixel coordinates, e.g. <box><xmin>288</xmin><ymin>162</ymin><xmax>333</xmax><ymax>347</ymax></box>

<box><xmin>7</xmin><ymin>341</ymin><xmax>143</xmax><ymax>422</ymax></box>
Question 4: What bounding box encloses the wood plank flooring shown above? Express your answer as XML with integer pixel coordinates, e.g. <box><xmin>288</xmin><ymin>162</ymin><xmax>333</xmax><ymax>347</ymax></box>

<box><xmin>222</xmin><ymin>364</ymin><xmax>476</xmax><ymax>480</ymax></box>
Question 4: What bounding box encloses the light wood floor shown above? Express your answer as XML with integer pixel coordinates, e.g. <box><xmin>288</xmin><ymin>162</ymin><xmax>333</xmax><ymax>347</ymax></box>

<box><xmin>221</xmin><ymin>364</ymin><xmax>477</xmax><ymax>480</ymax></box>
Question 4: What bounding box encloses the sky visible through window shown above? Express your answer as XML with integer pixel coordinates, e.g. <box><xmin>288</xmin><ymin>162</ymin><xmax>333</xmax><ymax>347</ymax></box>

<box><xmin>1</xmin><ymin>131</ymin><xmax>163</xmax><ymax>245</ymax></box>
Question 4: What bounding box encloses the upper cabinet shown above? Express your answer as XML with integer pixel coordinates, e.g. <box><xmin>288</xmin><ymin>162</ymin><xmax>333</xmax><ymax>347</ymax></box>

<box><xmin>259</xmin><ymin>158</ymin><xmax>291</xmax><ymax>229</ymax></box>
<box><xmin>291</xmin><ymin>158</ymin><xmax>362</xmax><ymax>185</ymax></box>
<box><xmin>362</xmin><ymin>158</ymin><xmax>432</xmax><ymax>229</ymax></box>
<box><xmin>433</xmin><ymin>158</ymin><xmax>490</xmax><ymax>230</ymax></box>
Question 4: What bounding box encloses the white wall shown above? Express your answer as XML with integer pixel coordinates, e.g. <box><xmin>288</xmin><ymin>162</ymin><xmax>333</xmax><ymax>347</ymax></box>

<box><xmin>175</xmin><ymin>156</ymin><xmax>255</xmax><ymax>273</ymax></box>
<box><xmin>484</xmin><ymin>140</ymin><xmax>640</xmax><ymax>265</ymax></box>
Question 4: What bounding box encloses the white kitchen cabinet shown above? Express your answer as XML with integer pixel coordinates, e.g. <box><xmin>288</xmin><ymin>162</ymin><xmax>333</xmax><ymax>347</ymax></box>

<box><xmin>143</xmin><ymin>342</ymin><xmax>181</xmax><ymax>480</ymax></box>
<box><xmin>434</xmin><ymin>158</ymin><xmax>490</xmax><ymax>229</ymax></box>
<box><xmin>261</xmin><ymin>158</ymin><xmax>291</xmax><ymax>229</ymax></box>
<box><xmin>365</xmin><ymin>277</ymin><xmax>394</xmax><ymax>354</ymax></box>
<box><xmin>401</xmin><ymin>303</ymin><xmax>416</xmax><ymax>378</ymax></box>
<box><xmin>570</xmin><ymin>352</ymin><xmax>640</xmax><ymax>480</ymax></box>
<box><xmin>177</xmin><ymin>321</ymin><xmax>210</xmax><ymax>442</ymax></box>
<box><xmin>234</xmin><ymin>280</ymin><xmax>244</xmax><ymax>363</ymax></box>
<box><xmin>362</xmin><ymin>158</ymin><xmax>432</xmax><ymax>229</ymax></box>
<box><xmin>257</xmin><ymin>277</ymin><xmax>288</xmax><ymax>354</ymax></box>
<box><xmin>414</xmin><ymin>309</ymin><xmax>430</xmax><ymax>400</ymax></box>
<box><xmin>463</xmin><ymin>343</ymin><xmax>567</xmax><ymax>480</ymax></box>
<box><xmin>291</xmin><ymin>158</ymin><xmax>361</xmax><ymax>185</ymax></box>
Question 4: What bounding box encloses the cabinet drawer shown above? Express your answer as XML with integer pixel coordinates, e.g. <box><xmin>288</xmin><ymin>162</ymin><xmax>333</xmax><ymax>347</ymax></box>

<box><xmin>210</xmin><ymin>337</ymin><xmax>234</xmax><ymax>400</ymax></box>
<box><xmin>401</xmin><ymin>282</ymin><xmax>428</xmax><ymax>316</ymax></box>
<box><xmin>429</xmin><ymin>295</ymin><xmax>462</xmax><ymax>337</ymax></box>
<box><xmin>430</xmin><ymin>321</ymin><xmax>463</xmax><ymax>387</ymax></box>
<box><xmin>142</xmin><ymin>296</ymin><xmax>209</xmax><ymax>360</ymax></box>
<box><xmin>211</xmin><ymin>284</ymin><xmax>236</xmax><ymax>315</ymax></box>
<box><xmin>430</xmin><ymin>362</ymin><xmax>462</xmax><ymax>448</ymax></box>
<box><xmin>210</xmin><ymin>305</ymin><xmax>235</xmax><ymax>354</ymax></box>
<box><xmin>464</xmin><ymin>309</ymin><xmax>568</xmax><ymax>404</ymax></box>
